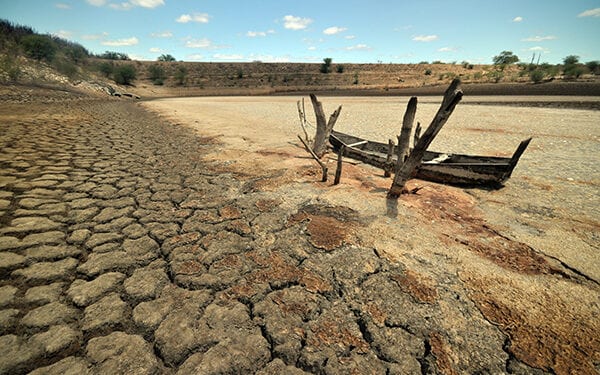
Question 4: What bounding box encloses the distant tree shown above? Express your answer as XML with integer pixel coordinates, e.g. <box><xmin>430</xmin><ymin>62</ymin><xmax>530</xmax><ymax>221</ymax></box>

<box><xmin>174</xmin><ymin>66</ymin><xmax>187</xmax><ymax>85</ymax></box>
<box><xmin>424</xmin><ymin>69</ymin><xmax>432</xmax><ymax>75</ymax></box>
<box><xmin>320</xmin><ymin>58</ymin><xmax>332</xmax><ymax>74</ymax></box>
<box><xmin>493</xmin><ymin>51</ymin><xmax>519</xmax><ymax>66</ymax></box>
<box><xmin>336</xmin><ymin>64</ymin><xmax>345</xmax><ymax>73</ymax></box>
<box><xmin>586</xmin><ymin>60</ymin><xmax>599</xmax><ymax>75</ymax></box>
<box><xmin>157</xmin><ymin>54</ymin><xmax>176</xmax><ymax>62</ymax></box>
<box><xmin>530</xmin><ymin>69</ymin><xmax>546</xmax><ymax>83</ymax></box>
<box><xmin>20</xmin><ymin>34</ymin><xmax>56</xmax><ymax>61</ymax></box>
<box><xmin>98</xmin><ymin>61</ymin><xmax>114</xmax><ymax>77</ymax></box>
<box><xmin>563</xmin><ymin>55</ymin><xmax>579</xmax><ymax>65</ymax></box>
<box><xmin>113</xmin><ymin>64</ymin><xmax>136</xmax><ymax>85</ymax></box>
<box><xmin>148</xmin><ymin>64</ymin><xmax>166</xmax><ymax>85</ymax></box>
<box><xmin>99</xmin><ymin>51</ymin><xmax>130</xmax><ymax>60</ymax></box>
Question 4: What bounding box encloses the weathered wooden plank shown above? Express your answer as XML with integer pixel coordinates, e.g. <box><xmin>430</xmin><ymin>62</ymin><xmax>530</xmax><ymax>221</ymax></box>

<box><xmin>396</xmin><ymin>96</ymin><xmax>417</xmax><ymax>167</ymax></box>
<box><xmin>310</xmin><ymin>94</ymin><xmax>342</xmax><ymax>157</ymax></box>
<box><xmin>384</xmin><ymin>139</ymin><xmax>395</xmax><ymax>177</ymax></box>
<box><xmin>388</xmin><ymin>79</ymin><xmax>463</xmax><ymax>197</ymax></box>
<box><xmin>334</xmin><ymin>145</ymin><xmax>344</xmax><ymax>185</ymax></box>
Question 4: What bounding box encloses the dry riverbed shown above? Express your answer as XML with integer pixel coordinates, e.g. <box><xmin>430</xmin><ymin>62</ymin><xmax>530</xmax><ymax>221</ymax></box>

<box><xmin>0</xmin><ymin>84</ymin><xmax>598</xmax><ymax>374</ymax></box>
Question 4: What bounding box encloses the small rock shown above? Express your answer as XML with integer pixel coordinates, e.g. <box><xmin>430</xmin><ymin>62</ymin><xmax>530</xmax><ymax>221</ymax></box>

<box><xmin>0</xmin><ymin>286</ymin><xmax>18</xmax><ymax>307</ymax></box>
<box><xmin>12</xmin><ymin>257</ymin><xmax>78</xmax><ymax>283</ymax></box>
<box><xmin>24</xmin><ymin>283</ymin><xmax>64</xmax><ymax>304</ymax></box>
<box><xmin>0</xmin><ymin>334</ymin><xmax>43</xmax><ymax>374</ymax></box>
<box><xmin>0</xmin><ymin>216</ymin><xmax>62</xmax><ymax>234</ymax></box>
<box><xmin>93</xmin><ymin>207</ymin><xmax>134</xmax><ymax>224</ymax></box>
<box><xmin>21</xmin><ymin>302</ymin><xmax>78</xmax><ymax>329</ymax></box>
<box><xmin>124</xmin><ymin>267</ymin><xmax>169</xmax><ymax>301</ymax></box>
<box><xmin>29</xmin><ymin>325</ymin><xmax>82</xmax><ymax>356</ymax></box>
<box><xmin>24</xmin><ymin>245</ymin><xmax>82</xmax><ymax>261</ymax></box>
<box><xmin>0</xmin><ymin>252</ymin><xmax>26</xmax><ymax>272</ymax></box>
<box><xmin>122</xmin><ymin>223</ymin><xmax>147</xmax><ymax>239</ymax></box>
<box><xmin>28</xmin><ymin>356</ymin><xmax>92</xmax><ymax>375</ymax></box>
<box><xmin>77</xmin><ymin>251</ymin><xmax>136</xmax><ymax>277</ymax></box>
<box><xmin>67</xmin><ymin>272</ymin><xmax>125</xmax><ymax>307</ymax></box>
<box><xmin>84</xmin><ymin>232</ymin><xmax>124</xmax><ymax>249</ymax></box>
<box><xmin>67</xmin><ymin>229</ymin><xmax>91</xmax><ymax>244</ymax></box>
<box><xmin>86</xmin><ymin>332</ymin><xmax>160</xmax><ymax>374</ymax></box>
<box><xmin>82</xmin><ymin>293</ymin><xmax>130</xmax><ymax>333</ymax></box>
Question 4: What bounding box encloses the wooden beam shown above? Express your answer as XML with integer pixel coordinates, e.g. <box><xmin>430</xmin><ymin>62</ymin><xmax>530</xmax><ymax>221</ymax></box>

<box><xmin>414</xmin><ymin>122</ymin><xmax>422</xmax><ymax>147</ymax></box>
<box><xmin>310</xmin><ymin>94</ymin><xmax>342</xmax><ymax>158</ymax></box>
<box><xmin>334</xmin><ymin>145</ymin><xmax>344</xmax><ymax>185</ymax></box>
<box><xmin>388</xmin><ymin>79</ymin><xmax>463</xmax><ymax>197</ymax></box>
<box><xmin>384</xmin><ymin>139</ymin><xmax>394</xmax><ymax>177</ymax></box>
<box><xmin>396</xmin><ymin>97</ymin><xmax>417</xmax><ymax>167</ymax></box>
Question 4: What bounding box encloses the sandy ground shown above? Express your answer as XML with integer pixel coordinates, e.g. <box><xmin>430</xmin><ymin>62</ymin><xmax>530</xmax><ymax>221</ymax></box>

<box><xmin>144</xmin><ymin>95</ymin><xmax>600</xmax><ymax>372</ymax></box>
<box><xmin>144</xmin><ymin>95</ymin><xmax>599</xmax><ymax>280</ymax></box>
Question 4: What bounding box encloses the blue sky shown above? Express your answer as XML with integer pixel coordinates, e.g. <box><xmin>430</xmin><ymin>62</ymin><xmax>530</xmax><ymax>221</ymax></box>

<box><xmin>2</xmin><ymin>0</ymin><xmax>599</xmax><ymax>64</ymax></box>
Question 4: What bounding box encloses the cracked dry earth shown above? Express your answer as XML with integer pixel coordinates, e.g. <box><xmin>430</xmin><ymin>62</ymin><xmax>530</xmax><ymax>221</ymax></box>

<box><xmin>0</xmin><ymin>87</ymin><xmax>599</xmax><ymax>375</ymax></box>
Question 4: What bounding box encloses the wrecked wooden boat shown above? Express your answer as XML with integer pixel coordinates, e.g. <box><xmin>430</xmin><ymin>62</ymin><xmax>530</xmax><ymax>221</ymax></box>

<box><xmin>330</xmin><ymin>130</ymin><xmax>532</xmax><ymax>187</ymax></box>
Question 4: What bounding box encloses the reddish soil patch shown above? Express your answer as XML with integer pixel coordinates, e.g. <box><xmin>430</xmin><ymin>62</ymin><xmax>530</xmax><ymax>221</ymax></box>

<box><xmin>390</xmin><ymin>270</ymin><xmax>438</xmax><ymax>304</ymax></box>
<box><xmin>429</xmin><ymin>332</ymin><xmax>458</xmax><ymax>375</ymax></box>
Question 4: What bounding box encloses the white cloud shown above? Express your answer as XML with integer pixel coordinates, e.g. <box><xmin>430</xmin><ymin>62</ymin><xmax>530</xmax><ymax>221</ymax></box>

<box><xmin>247</xmin><ymin>30</ymin><xmax>274</xmax><ymax>37</ymax></box>
<box><xmin>283</xmin><ymin>15</ymin><xmax>312</xmax><ymax>30</ymax></box>
<box><xmin>308</xmin><ymin>46</ymin><xmax>317</xmax><ymax>51</ymax></box>
<box><xmin>213</xmin><ymin>53</ymin><xmax>244</xmax><ymax>61</ymax></box>
<box><xmin>151</xmin><ymin>31</ymin><xmax>173</xmax><ymax>38</ymax></box>
<box><xmin>345</xmin><ymin>44</ymin><xmax>371</xmax><ymax>51</ymax></box>
<box><xmin>528</xmin><ymin>46</ymin><xmax>550</xmax><ymax>53</ymax></box>
<box><xmin>149</xmin><ymin>47</ymin><xmax>162</xmax><ymax>53</ymax></box>
<box><xmin>109</xmin><ymin>2</ymin><xmax>133</xmax><ymax>10</ymax></box>
<box><xmin>344</xmin><ymin>35</ymin><xmax>356</xmax><ymax>40</ymax></box>
<box><xmin>129</xmin><ymin>0</ymin><xmax>163</xmax><ymax>8</ymax></box>
<box><xmin>521</xmin><ymin>35</ymin><xmax>557</xmax><ymax>42</ymax></box>
<box><xmin>101</xmin><ymin>37</ymin><xmax>139</xmax><ymax>46</ymax></box>
<box><xmin>82</xmin><ymin>32</ymin><xmax>109</xmax><ymax>40</ymax></box>
<box><xmin>176</xmin><ymin>13</ymin><xmax>210</xmax><ymax>23</ymax></box>
<box><xmin>185</xmin><ymin>38</ymin><xmax>212</xmax><ymax>48</ymax></box>
<box><xmin>55</xmin><ymin>3</ymin><xmax>70</xmax><ymax>9</ymax></box>
<box><xmin>513</xmin><ymin>16</ymin><xmax>523</xmax><ymax>22</ymax></box>
<box><xmin>187</xmin><ymin>54</ymin><xmax>204</xmax><ymax>61</ymax></box>
<box><xmin>323</xmin><ymin>26</ymin><xmax>347</xmax><ymax>35</ymax></box>
<box><xmin>438</xmin><ymin>47</ymin><xmax>456</xmax><ymax>52</ymax></box>
<box><xmin>53</xmin><ymin>30</ymin><xmax>72</xmax><ymax>39</ymax></box>
<box><xmin>86</xmin><ymin>0</ymin><xmax>106</xmax><ymax>6</ymax></box>
<box><xmin>578</xmin><ymin>8</ymin><xmax>600</xmax><ymax>17</ymax></box>
<box><xmin>412</xmin><ymin>35</ymin><xmax>438</xmax><ymax>42</ymax></box>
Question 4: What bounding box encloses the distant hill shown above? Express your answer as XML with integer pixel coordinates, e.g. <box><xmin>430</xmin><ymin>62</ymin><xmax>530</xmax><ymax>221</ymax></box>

<box><xmin>1</xmin><ymin>19</ymin><xmax>599</xmax><ymax>98</ymax></box>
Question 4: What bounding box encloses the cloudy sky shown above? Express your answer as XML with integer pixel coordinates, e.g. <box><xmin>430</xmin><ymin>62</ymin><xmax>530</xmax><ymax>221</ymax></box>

<box><xmin>2</xmin><ymin>0</ymin><xmax>600</xmax><ymax>64</ymax></box>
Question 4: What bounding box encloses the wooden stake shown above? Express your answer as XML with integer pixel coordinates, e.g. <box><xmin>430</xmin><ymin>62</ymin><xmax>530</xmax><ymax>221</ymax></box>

<box><xmin>384</xmin><ymin>139</ymin><xmax>395</xmax><ymax>177</ymax></box>
<box><xmin>396</xmin><ymin>96</ymin><xmax>418</xmax><ymax>169</ymax></box>
<box><xmin>334</xmin><ymin>145</ymin><xmax>344</xmax><ymax>185</ymax></box>
<box><xmin>298</xmin><ymin>135</ymin><xmax>328</xmax><ymax>182</ymax></box>
<box><xmin>388</xmin><ymin>79</ymin><xmax>463</xmax><ymax>197</ymax></box>
<box><xmin>297</xmin><ymin>98</ymin><xmax>310</xmax><ymax>143</ymax></box>
<box><xmin>310</xmin><ymin>94</ymin><xmax>342</xmax><ymax>157</ymax></box>
<box><xmin>413</xmin><ymin>122</ymin><xmax>421</xmax><ymax>147</ymax></box>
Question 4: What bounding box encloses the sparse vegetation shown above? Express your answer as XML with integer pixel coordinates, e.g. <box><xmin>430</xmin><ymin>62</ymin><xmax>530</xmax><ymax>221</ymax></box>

<box><xmin>113</xmin><ymin>64</ymin><xmax>136</xmax><ymax>85</ymax></box>
<box><xmin>98</xmin><ymin>51</ymin><xmax>130</xmax><ymax>60</ymax></box>
<box><xmin>21</xmin><ymin>34</ymin><xmax>56</xmax><ymax>61</ymax></box>
<box><xmin>425</xmin><ymin>69</ymin><xmax>432</xmax><ymax>76</ymax></box>
<box><xmin>530</xmin><ymin>69</ymin><xmax>546</xmax><ymax>83</ymax></box>
<box><xmin>320</xmin><ymin>58</ymin><xmax>332</xmax><ymax>74</ymax></box>
<box><xmin>353</xmin><ymin>72</ymin><xmax>359</xmax><ymax>85</ymax></box>
<box><xmin>148</xmin><ymin>64</ymin><xmax>166</xmax><ymax>85</ymax></box>
<box><xmin>493</xmin><ymin>51</ymin><xmax>519</xmax><ymax>67</ymax></box>
<box><xmin>586</xmin><ymin>60</ymin><xmax>599</xmax><ymax>75</ymax></box>
<box><xmin>336</xmin><ymin>65</ymin><xmax>345</xmax><ymax>73</ymax></box>
<box><xmin>157</xmin><ymin>54</ymin><xmax>176</xmax><ymax>62</ymax></box>
<box><xmin>174</xmin><ymin>66</ymin><xmax>187</xmax><ymax>85</ymax></box>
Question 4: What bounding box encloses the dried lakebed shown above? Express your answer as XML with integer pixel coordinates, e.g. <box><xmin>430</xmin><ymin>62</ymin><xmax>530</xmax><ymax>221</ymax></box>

<box><xmin>0</xmin><ymin>89</ymin><xmax>598</xmax><ymax>374</ymax></box>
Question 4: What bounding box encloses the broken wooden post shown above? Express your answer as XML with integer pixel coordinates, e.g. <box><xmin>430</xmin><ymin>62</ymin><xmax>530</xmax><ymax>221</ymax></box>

<box><xmin>310</xmin><ymin>94</ymin><xmax>342</xmax><ymax>157</ymax></box>
<box><xmin>384</xmin><ymin>139</ymin><xmax>395</xmax><ymax>177</ymax></box>
<box><xmin>298</xmin><ymin>135</ymin><xmax>328</xmax><ymax>182</ymax></box>
<box><xmin>334</xmin><ymin>145</ymin><xmax>344</xmax><ymax>185</ymax></box>
<box><xmin>388</xmin><ymin>79</ymin><xmax>463</xmax><ymax>197</ymax></box>
<box><xmin>396</xmin><ymin>96</ymin><xmax>418</xmax><ymax>167</ymax></box>
<box><xmin>413</xmin><ymin>122</ymin><xmax>421</xmax><ymax>146</ymax></box>
<box><xmin>296</xmin><ymin>98</ymin><xmax>310</xmax><ymax>143</ymax></box>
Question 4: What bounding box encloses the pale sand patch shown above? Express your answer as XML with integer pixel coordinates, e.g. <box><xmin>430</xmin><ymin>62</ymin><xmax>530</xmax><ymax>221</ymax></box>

<box><xmin>143</xmin><ymin>95</ymin><xmax>599</xmax><ymax>280</ymax></box>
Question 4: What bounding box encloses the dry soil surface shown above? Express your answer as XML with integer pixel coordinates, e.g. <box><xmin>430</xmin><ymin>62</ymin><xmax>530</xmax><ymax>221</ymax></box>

<box><xmin>0</xmin><ymin>85</ymin><xmax>598</xmax><ymax>374</ymax></box>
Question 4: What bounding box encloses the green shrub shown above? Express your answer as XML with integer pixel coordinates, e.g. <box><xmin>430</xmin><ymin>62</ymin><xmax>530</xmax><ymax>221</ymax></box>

<box><xmin>237</xmin><ymin>68</ymin><xmax>244</xmax><ymax>79</ymax></box>
<box><xmin>424</xmin><ymin>69</ymin><xmax>432</xmax><ymax>75</ymax></box>
<box><xmin>585</xmin><ymin>60</ymin><xmax>599</xmax><ymax>75</ymax></box>
<box><xmin>113</xmin><ymin>64</ymin><xmax>136</xmax><ymax>85</ymax></box>
<box><xmin>148</xmin><ymin>64</ymin><xmax>166</xmax><ymax>85</ymax></box>
<box><xmin>353</xmin><ymin>72</ymin><xmax>359</xmax><ymax>85</ymax></box>
<box><xmin>20</xmin><ymin>34</ymin><xmax>56</xmax><ymax>61</ymax></box>
<box><xmin>493</xmin><ymin>51</ymin><xmax>519</xmax><ymax>66</ymax></box>
<box><xmin>98</xmin><ymin>61</ymin><xmax>114</xmax><ymax>77</ymax></box>
<box><xmin>54</xmin><ymin>59</ymin><xmax>77</xmax><ymax>78</ymax></box>
<box><xmin>530</xmin><ymin>69</ymin><xmax>545</xmax><ymax>83</ymax></box>
<box><xmin>336</xmin><ymin>65</ymin><xmax>344</xmax><ymax>73</ymax></box>
<box><xmin>174</xmin><ymin>66</ymin><xmax>187</xmax><ymax>85</ymax></box>
<box><xmin>0</xmin><ymin>55</ymin><xmax>21</xmax><ymax>82</ymax></box>
<box><xmin>157</xmin><ymin>54</ymin><xmax>176</xmax><ymax>62</ymax></box>
<box><xmin>320</xmin><ymin>58</ymin><xmax>332</xmax><ymax>74</ymax></box>
<box><xmin>99</xmin><ymin>51</ymin><xmax>130</xmax><ymax>60</ymax></box>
